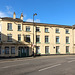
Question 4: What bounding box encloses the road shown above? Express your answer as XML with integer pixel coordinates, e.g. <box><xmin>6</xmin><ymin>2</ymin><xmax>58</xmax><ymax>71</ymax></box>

<box><xmin>0</xmin><ymin>55</ymin><xmax>75</xmax><ymax>75</ymax></box>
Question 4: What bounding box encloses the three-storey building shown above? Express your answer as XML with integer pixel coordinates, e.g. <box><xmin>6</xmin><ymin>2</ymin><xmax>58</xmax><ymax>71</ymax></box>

<box><xmin>0</xmin><ymin>12</ymin><xmax>74</xmax><ymax>57</ymax></box>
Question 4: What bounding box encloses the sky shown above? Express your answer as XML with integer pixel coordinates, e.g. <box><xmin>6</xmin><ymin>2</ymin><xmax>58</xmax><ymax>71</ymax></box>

<box><xmin>0</xmin><ymin>0</ymin><xmax>75</xmax><ymax>26</ymax></box>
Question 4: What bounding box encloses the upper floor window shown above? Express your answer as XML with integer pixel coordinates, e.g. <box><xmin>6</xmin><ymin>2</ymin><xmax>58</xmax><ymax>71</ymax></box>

<box><xmin>66</xmin><ymin>29</ymin><xmax>69</xmax><ymax>34</ymax></box>
<box><xmin>11</xmin><ymin>47</ymin><xmax>15</xmax><ymax>54</ymax></box>
<box><xmin>26</xmin><ymin>35</ymin><xmax>30</xmax><ymax>42</ymax></box>
<box><xmin>56</xmin><ymin>36</ymin><xmax>59</xmax><ymax>44</ymax></box>
<box><xmin>36</xmin><ymin>27</ymin><xmax>40</xmax><ymax>32</ymax></box>
<box><xmin>26</xmin><ymin>26</ymin><xmax>30</xmax><ymax>32</ymax></box>
<box><xmin>45</xmin><ymin>46</ymin><xmax>49</xmax><ymax>54</ymax></box>
<box><xmin>36</xmin><ymin>35</ymin><xmax>40</xmax><ymax>43</ymax></box>
<box><xmin>45</xmin><ymin>36</ymin><xmax>49</xmax><ymax>43</ymax></box>
<box><xmin>18</xmin><ymin>24</ymin><xmax>21</xmax><ymax>31</ymax></box>
<box><xmin>5</xmin><ymin>47</ymin><xmax>9</xmax><ymax>54</ymax></box>
<box><xmin>7</xmin><ymin>34</ymin><xmax>12</xmax><ymax>42</ymax></box>
<box><xmin>45</xmin><ymin>28</ymin><xmax>49</xmax><ymax>33</ymax></box>
<box><xmin>66</xmin><ymin>36</ymin><xmax>69</xmax><ymax>44</ymax></box>
<box><xmin>18</xmin><ymin>34</ymin><xmax>21</xmax><ymax>42</ymax></box>
<box><xmin>56</xmin><ymin>29</ymin><xmax>60</xmax><ymax>33</ymax></box>
<box><xmin>7</xmin><ymin>23</ymin><xmax>12</xmax><ymax>30</ymax></box>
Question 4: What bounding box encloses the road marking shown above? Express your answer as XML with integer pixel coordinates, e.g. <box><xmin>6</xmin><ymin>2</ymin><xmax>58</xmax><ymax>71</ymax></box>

<box><xmin>1</xmin><ymin>63</ymin><xmax>29</xmax><ymax>69</ymax></box>
<box><xmin>66</xmin><ymin>58</ymin><xmax>75</xmax><ymax>59</ymax></box>
<box><xmin>39</xmin><ymin>64</ymin><xmax>61</xmax><ymax>72</ymax></box>
<box><xmin>68</xmin><ymin>60</ymin><xmax>75</xmax><ymax>63</ymax></box>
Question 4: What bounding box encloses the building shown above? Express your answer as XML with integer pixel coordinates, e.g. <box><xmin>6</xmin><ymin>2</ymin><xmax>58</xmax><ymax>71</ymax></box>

<box><xmin>0</xmin><ymin>12</ymin><xmax>75</xmax><ymax>57</ymax></box>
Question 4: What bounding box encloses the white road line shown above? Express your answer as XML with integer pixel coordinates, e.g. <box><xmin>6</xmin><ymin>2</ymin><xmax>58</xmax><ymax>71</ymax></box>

<box><xmin>39</xmin><ymin>64</ymin><xmax>61</xmax><ymax>72</ymax></box>
<box><xmin>1</xmin><ymin>63</ymin><xmax>29</xmax><ymax>69</ymax></box>
<box><xmin>68</xmin><ymin>60</ymin><xmax>75</xmax><ymax>63</ymax></box>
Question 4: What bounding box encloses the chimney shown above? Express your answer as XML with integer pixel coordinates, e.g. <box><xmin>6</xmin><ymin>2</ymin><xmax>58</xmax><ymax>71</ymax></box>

<box><xmin>13</xmin><ymin>12</ymin><xmax>16</xmax><ymax>19</ymax></box>
<box><xmin>20</xmin><ymin>13</ymin><xmax>23</xmax><ymax>20</ymax></box>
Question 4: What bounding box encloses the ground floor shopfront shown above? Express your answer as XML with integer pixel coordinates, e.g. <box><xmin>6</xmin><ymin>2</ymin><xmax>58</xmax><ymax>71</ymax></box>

<box><xmin>0</xmin><ymin>43</ymin><xmax>32</xmax><ymax>57</ymax></box>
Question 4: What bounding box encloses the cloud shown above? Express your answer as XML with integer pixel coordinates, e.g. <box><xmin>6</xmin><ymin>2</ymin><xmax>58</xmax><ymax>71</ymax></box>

<box><xmin>26</xmin><ymin>19</ymin><xmax>40</xmax><ymax>23</ymax></box>
<box><xmin>0</xmin><ymin>11</ymin><xmax>7</xmax><ymax>17</ymax></box>
<box><xmin>6</xmin><ymin>6</ymin><xmax>13</xmax><ymax>15</ymax></box>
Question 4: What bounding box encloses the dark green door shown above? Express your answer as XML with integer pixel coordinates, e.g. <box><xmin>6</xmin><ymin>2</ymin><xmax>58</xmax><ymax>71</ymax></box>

<box><xmin>18</xmin><ymin>47</ymin><xmax>26</xmax><ymax>57</ymax></box>
<box><xmin>25</xmin><ymin>47</ymin><xmax>29</xmax><ymax>57</ymax></box>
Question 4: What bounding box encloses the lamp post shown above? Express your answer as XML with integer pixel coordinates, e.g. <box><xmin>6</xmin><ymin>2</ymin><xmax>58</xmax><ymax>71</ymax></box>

<box><xmin>33</xmin><ymin>13</ymin><xmax>37</xmax><ymax>57</ymax></box>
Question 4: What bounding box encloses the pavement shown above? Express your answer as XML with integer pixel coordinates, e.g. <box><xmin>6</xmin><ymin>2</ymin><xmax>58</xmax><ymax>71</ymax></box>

<box><xmin>0</xmin><ymin>55</ymin><xmax>75</xmax><ymax>75</ymax></box>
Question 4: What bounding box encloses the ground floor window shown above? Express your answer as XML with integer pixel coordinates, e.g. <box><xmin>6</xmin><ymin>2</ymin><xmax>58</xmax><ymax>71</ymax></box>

<box><xmin>66</xmin><ymin>46</ymin><xmax>69</xmax><ymax>53</ymax></box>
<box><xmin>56</xmin><ymin>46</ymin><xmax>59</xmax><ymax>53</ymax></box>
<box><xmin>45</xmin><ymin>46</ymin><xmax>49</xmax><ymax>54</ymax></box>
<box><xmin>0</xmin><ymin>47</ymin><xmax>1</xmax><ymax>54</ymax></box>
<box><xmin>36</xmin><ymin>46</ymin><xmax>40</xmax><ymax>54</ymax></box>
<box><xmin>5</xmin><ymin>47</ymin><xmax>9</xmax><ymax>54</ymax></box>
<box><xmin>11</xmin><ymin>47</ymin><xmax>15</xmax><ymax>54</ymax></box>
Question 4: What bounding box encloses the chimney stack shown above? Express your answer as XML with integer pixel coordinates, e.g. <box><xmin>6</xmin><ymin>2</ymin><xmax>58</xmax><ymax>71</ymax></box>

<box><xmin>20</xmin><ymin>13</ymin><xmax>23</xmax><ymax>20</ymax></box>
<box><xmin>13</xmin><ymin>12</ymin><xmax>16</xmax><ymax>19</ymax></box>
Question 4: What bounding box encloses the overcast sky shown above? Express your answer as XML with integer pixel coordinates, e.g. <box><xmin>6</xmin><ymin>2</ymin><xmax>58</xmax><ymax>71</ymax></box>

<box><xmin>0</xmin><ymin>0</ymin><xmax>75</xmax><ymax>26</ymax></box>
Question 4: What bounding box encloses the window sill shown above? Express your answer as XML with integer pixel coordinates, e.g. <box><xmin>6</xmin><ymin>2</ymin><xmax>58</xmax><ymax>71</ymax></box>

<box><xmin>7</xmin><ymin>29</ymin><xmax>13</xmax><ymax>31</ymax></box>
<box><xmin>36</xmin><ymin>42</ymin><xmax>41</xmax><ymax>44</ymax></box>
<box><xmin>17</xmin><ymin>30</ymin><xmax>22</xmax><ymax>31</ymax></box>
<box><xmin>66</xmin><ymin>43</ymin><xmax>70</xmax><ymax>44</ymax></box>
<box><xmin>26</xmin><ymin>31</ymin><xmax>31</xmax><ymax>32</ymax></box>
<box><xmin>56</xmin><ymin>42</ymin><xmax>60</xmax><ymax>44</ymax></box>
<box><xmin>45</xmin><ymin>32</ymin><xmax>49</xmax><ymax>33</ymax></box>
<box><xmin>45</xmin><ymin>42</ymin><xmax>50</xmax><ymax>44</ymax></box>
<box><xmin>66</xmin><ymin>33</ymin><xmax>70</xmax><ymax>34</ymax></box>
<box><xmin>36</xmin><ymin>31</ymin><xmax>41</xmax><ymax>32</ymax></box>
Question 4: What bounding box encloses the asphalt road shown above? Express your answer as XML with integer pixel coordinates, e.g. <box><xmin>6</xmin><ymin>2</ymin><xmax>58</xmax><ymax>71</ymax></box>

<box><xmin>0</xmin><ymin>55</ymin><xmax>75</xmax><ymax>75</ymax></box>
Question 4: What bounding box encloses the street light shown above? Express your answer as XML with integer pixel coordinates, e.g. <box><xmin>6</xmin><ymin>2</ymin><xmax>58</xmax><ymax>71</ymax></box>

<box><xmin>33</xmin><ymin>13</ymin><xmax>37</xmax><ymax>57</ymax></box>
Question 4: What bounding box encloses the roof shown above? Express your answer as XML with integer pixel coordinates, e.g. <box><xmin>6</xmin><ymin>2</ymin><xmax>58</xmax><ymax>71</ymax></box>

<box><xmin>23</xmin><ymin>22</ymin><xmax>73</xmax><ymax>28</ymax></box>
<box><xmin>0</xmin><ymin>17</ymin><xmax>23</xmax><ymax>22</ymax></box>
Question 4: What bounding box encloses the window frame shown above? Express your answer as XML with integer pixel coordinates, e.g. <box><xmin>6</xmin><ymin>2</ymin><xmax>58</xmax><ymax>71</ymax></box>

<box><xmin>36</xmin><ymin>27</ymin><xmax>40</xmax><ymax>32</ymax></box>
<box><xmin>45</xmin><ymin>28</ymin><xmax>49</xmax><ymax>33</ymax></box>
<box><xmin>5</xmin><ymin>47</ymin><xmax>9</xmax><ymax>54</ymax></box>
<box><xmin>26</xmin><ymin>35</ymin><xmax>30</xmax><ymax>42</ymax></box>
<box><xmin>56</xmin><ymin>28</ymin><xmax>60</xmax><ymax>33</ymax></box>
<box><xmin>45</xmin><ymin>36</ymin><xmax>49</xmax><ymax>43</ymax></box>
<box><xmin>56</xmin><ymin>36</ymin><xmax>60</xmax><ymax>44</ymax></box>
<box><xmin>26</xmin><ymin>26</ymin><xmax>30</xmax><ymax>32</ymax></box>
<box><xmin>18</xmin><ymin>24</ymin><xmax>21</xmax><ymax>31</ymax></box>
<box><xmin>7</xmin><ymin>34</ymin><xmax>12</xmax><ymax>42</ymax></box>
<box><xmin>36</xmin><ymin>35</ymin><xmax>40</xmax><ymax>43</ymax></box>
<box><xmin>11</xmin><ymin>47</ymin><xmax>15</xmax><ymax>54</ymax></box>
<box><xmin>7</xmin><ymin>23</ymin><xmax>12</xmax><ymax>31</ymax></box>
<box><xmin>18</xmin><ymin>34</ymin><xmax>21</xmax><ymax>42</ymax></box>
<box><xmin>45</xmin><ymin>46</ymin><xmax>49</xmax><ymax>54</ymax></box>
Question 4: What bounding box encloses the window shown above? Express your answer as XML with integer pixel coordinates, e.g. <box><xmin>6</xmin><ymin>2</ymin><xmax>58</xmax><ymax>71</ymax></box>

<box><xmin>5</xmin><ymin>47</ymin><xmax>9</xmax><ymax>54</ymax></box>
<box><xmin>18</xmin><ymin>34</ymin><xmax>21</xmax><ymax>42</ymax></box>
<box><xmin>45</xmin><ymin>36</ymin><xmax>49</xmax><ymax>43</ymax></box>
<box><xmin>7</xmin><ymin>34</ymin><xmax>12</xmax><ymax>42</ymax></box>
<box><xmin>7</xmin><ymin>23</ymin><xmax>12</xmax><ymax>30</ymax></box>
<box><xmin>66</xmin><ymin>46</ymin><xmax>69</xmax><ymax>53</ymax></box>
<box><xmin>0</xmin><ymin>47</ymin><xmax>1</xmax><ymax>54</ymax></box>
<box><xmin>45</xmin><ymin>28</ymin><xmax>49</xmax><ymax>32</ymax></box>
<box><xmin>0</xmin><ymin>34</ymin><xmax>1</xmax><ymax>41</ymax></box>
<box><xmin>56</xmin><ymin>46</ymin><xmax>59</xmax><ymax>53</ymax></box>
<box><xmin>36</xmin><ymin>46</ymin><xmax>40</xmax><ymax>54</ymax></box>
<box><xmin>26</xmin><ymin>35</ymin><xmax>30</xmax><ymax>42</ymax></box>
<box><xmin>45</xmin><ymin>46</ymin><xmax>49</xmax><ymax>54</ymax></box>
<box><xmin>11</xmin><ymin>47</ymin><xmax>15</xmax><ymax>54</ymax></box>
<box><xmin>36</xmin><ymin>27</ymin><xmax>40</xmax><ymax>32</ymax></box>
<box><xmin>56</xmin><ymin>36</ymin><xmax>59</xmax><ymax>43</ymax></box>
<box><xmin>66</xmin><ymin>29</ymin><xmax>69</xmax><ymax>34</ymax></box>
<box><xmin>56</xmin><ymin>29</ymin><xmax>60</xmax><ymax>33</ymax></box>
<box><xmin>26</xmin><ymin>26</ymin><xmax>30</xmax><ymax>32</ymax></box>
<box><xmin>66</xmin><ymin>37</ymin><xmax>69</xmax><ymax>43</ymax></box>
<box><xmin>18</xmin><ymin>24</ymin><xmax>21</xmax><ymax>31</ymax></box>
<box><xmin>36</xmin><ymin>35</ymin><xmax>40</xmax><ymax>43</ymax></box>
